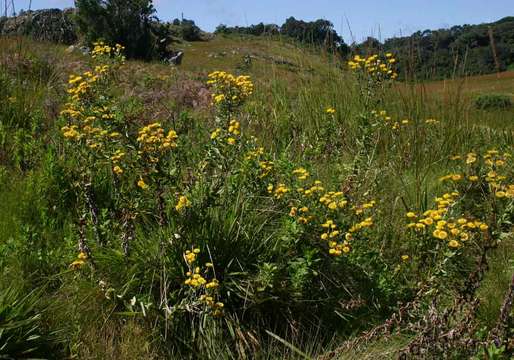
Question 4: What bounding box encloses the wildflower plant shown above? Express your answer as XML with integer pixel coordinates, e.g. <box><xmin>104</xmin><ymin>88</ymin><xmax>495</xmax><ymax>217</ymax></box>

<box><xmin>60</xmin><ymin>42</ymin><xmax>128</xmax><ymax>252</ymax></box>
<box><xmin>182</xmin><ymin>247</ymin><xmax>224</xmax><ymax>317</ymax></box>
<box><xmin>348</xmin><ymin>53</ymin><xmax>398</xmax><ymax>108</ymax></box>
<box><xmin>207</xmin><ymin>71</ymin><xmax>253</xmax><ymax>118</ymax></box>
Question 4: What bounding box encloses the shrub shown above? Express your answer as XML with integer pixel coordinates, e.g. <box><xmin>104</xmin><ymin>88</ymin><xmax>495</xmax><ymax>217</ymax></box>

<box><xmin>169</xmin><ymin>18</ymin><xmax>202</xmax><ymax>41</ymax></box>
<box><xmin>474</xmin><ymin>94</ymin><xmax>513</xmax><ymax>110</ymax></box>
<box><xmin>74</xmin><ymin>0</ymin><xmax>158</xmax><ymax>60</ymax></box>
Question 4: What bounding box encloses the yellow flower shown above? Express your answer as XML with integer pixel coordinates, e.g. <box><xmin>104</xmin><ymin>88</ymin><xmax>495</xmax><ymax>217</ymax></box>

<box><xmin>325</xmin><ymin>107</ymin><xmax>336</xmax><ymax>114</ymax></box>
<box><xmin>113</xmin><ymin>165</ymin><xmax>123</xmax><ymax>175</ymax></box>
<box><xmin>401</xmin><ymin>255</ymin><xmax>409</xmax><ymax>262</ymax></box>
<box><xmin>433</xmin><ymin>229</ymin><xmax>448</xmax><ymax>240</ymax></box>
<box><xmin>176</xmin><ymin>196</ymin><xmax>191</xmax><ymax>212</ymax></box>
<box><xmin>227</xmin><ymin>137</ymin><xmax>236</xmax><ymax>145</ymax></box>
<box><xmin>496</xmin><ymin>191</ymin><xmax>506</xmax><ymax>198</ymax></box>
<box><xmin>406</xmin><ymin>212</ymin><xmax>417</xmax><ymax>218</ymax></box>
<box><xmin>70</xmin><ymin>259</ymin><xmax>85</xmax><ymax>269</ymax></box>
<box><xmin>448</xmin><ymin>240</ymin><xmax>460</xmax><ymax>248</ymax></box>
<box><xmin>137</xmin><ymin>179</ymin><xmax>149</xmax><ymax>190</ymax></box>
<box><xmin>210</xmin><ymin>128</ymin><xmax>221</xmax><ymax>140</ymax></box>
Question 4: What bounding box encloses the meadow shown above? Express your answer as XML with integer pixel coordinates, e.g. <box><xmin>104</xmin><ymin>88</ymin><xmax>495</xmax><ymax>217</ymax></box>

<box><xmin>0</xmin><ymin>34</ymin><xmax>513</xmax><ymax>359</ymax></box>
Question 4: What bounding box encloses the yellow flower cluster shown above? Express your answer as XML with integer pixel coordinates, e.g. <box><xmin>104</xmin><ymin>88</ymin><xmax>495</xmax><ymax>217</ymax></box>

<box><xmin>318</xmin><ymin>213</ymin><xmax>373</xmax><ymax>256</ymax></box>
<box><xmin>227</xmin><ymin>120</ymin><xmax>241</xmax><ymax>145</ymax></box>
<box><xmin>267</xmin><ymin>183</ymin><xmax>289</xmax><ymax>199</ymax></box>
<box><xmin>353</xmin><ymin>200</ymin><xmax>376</xmax><ymax>215</ymax></box>
<box><xmin>319</xmin><ymin>191</ymin><xmax>347</xmax><ymax>210</ymax></box>
<box><xmin>439</xmin><ymin>174</ymin><xmax>464</xmax><ymax>182</ymax></box>
<box><xmin>91</xmin><ymin>41</ymin><xmax>125</xmax><ymax>61</ymax></box>
<box><xmin>137</xmin><ymin>122</ymin><xmax>178</xmax><ymax>158</ymax></box>
<box><xmin>370</xmin><ymin>110</ymin><xmax>410</xmax><ymax>130</ymax></box>
<box><xmin>445</xmin><ymin>150</ymin><xmax>514</xmax><ymax>198</ymax></box>
<box><xmin>297</xmin><ymin>180</ymin><xmax>325</xmax><ymax>197</ymax></box>
<box><xmin>61</xmin><ymin>43</ymin><xmax>126</xmax><ymax>167</ymax></box>
<box><xmin>320</xmin><ymin>219</ymin><xmax>350</xmax><ymax>256</ymax></box>
<box><xmin>292</xmin><ymin>167</ymin><xmax>310</xmax><ymax>180</ymax></box>
<box><xmin>111</xmin><ymin>149</ymin><xmax>125</xmax><ymax>175</ymax></box>
<box><xmin>183</xmin><ymin>247</ymin><xmax>224</xmax><ymax>317</ymax></box>
<box><xmin>286</xmin><ymin>176</ymin><xmax>376</xmax><ymax>256</ymax></box>
<box><xmin>259</xmin><ymin>160</ymin><xmax>274</xmax><ymax>178</ymax></box>
<box><xmin>245</xmin><ymin>146</ymin><xmax>264</xmax><ymax>160</ymax></box>
<box><xmin>407</xmin><ymin>192</ymin><xmax>488</xmax><ymax>248</ymax></box>
<box><xmin>210</xmin><ymin>119</ymin><xmax>243</xmax><ymax>146</ymax></box>
<box><xmin>207</xmin><ymin>71</ymin><xmax>253</xmax><ymax>111</ymax></box>
<box><xmin>348</xmin><ymin>53</ymin><xmax>398</xmax><ymax>80</ymax></box>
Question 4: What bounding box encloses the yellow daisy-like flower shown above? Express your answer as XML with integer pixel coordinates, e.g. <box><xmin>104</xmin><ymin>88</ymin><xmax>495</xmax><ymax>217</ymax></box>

<box><xmin>113</xmin><ymin>165</ymin><xmax>123</xmax><ymax>175</ymax></box>
<box><xmin>433</xmin><ymin>229</ymin><xmax>448</xmax><ymax>240</ymax></box>
<box><xmin>496</xmin><ymin>191</ymin><xmax>506</xmax><ymax>198</ymax></box>
<box><xmin>448</xmin><ymin>240</ymin><xmax>460</xmax><ymax>248</ymax></box>
<box><xmin>137</xmin><ymin>179</ymin><xmax>149</xmax><ymax>190</ymax></box>
<box><xmin>176</xmin><ymin>195</ymin><xmax>191</xmax><ymax>212</ymax></box>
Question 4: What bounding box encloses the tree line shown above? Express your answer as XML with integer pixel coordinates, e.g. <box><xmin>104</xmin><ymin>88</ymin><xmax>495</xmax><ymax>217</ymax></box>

<box><xmin>2</xmin><ymin>0</ymin><xmax>513</xmax><ymax>79</ymax></box>
<box><xmin>216</xmin><ymin>16</ymin><xmax>514</xmax><ymax>79</ymax></box>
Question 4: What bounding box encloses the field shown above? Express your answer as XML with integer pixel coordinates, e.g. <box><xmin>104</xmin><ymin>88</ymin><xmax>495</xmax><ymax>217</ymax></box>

<box><xmin>0</xmin><ymin>34</ymin><xmax>513</xmax><ymax>359</ymax></box>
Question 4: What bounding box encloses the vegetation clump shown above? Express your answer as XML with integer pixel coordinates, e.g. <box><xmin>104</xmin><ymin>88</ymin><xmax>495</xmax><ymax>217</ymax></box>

<box><xmin>474</xmin><ymin>93</ymin><xmax>513</xmax><ymax>110</ymax></box>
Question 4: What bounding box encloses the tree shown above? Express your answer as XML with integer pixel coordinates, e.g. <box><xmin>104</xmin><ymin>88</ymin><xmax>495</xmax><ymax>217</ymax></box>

<box><xmin>74</xmin><ymin>0</ymin><xmax>157</xmax><ymax>60</ymax></box>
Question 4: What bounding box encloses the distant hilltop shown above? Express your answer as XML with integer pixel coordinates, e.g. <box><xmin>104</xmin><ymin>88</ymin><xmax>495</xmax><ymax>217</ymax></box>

<box><xmin>1</xmin><ymin>8</ymin><xmax>513</xmax><ymax>79</ymax></box>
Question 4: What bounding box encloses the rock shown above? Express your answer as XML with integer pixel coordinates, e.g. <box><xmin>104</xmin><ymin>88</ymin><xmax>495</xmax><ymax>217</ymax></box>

<box><xmin>166</xmin><ymin>51</ymin><xmax>184</xmax><ymax>65</ymax></box>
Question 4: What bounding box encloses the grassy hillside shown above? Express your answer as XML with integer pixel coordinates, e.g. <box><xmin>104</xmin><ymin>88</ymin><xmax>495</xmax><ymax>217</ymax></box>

<box><xmin>0</xmin><ymin>34</ymin><xmax>513</xmax><ymax>359</ymax></box>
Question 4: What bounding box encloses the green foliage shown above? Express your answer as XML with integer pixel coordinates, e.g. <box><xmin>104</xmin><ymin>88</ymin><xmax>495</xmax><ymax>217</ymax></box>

<box><xmin>474</xmin><ymin>93</ymin><xmax>513</xmax><ymax>110</ymax></box>
<box><xmin>376</xmin><ymin>17</ymin><xmax>514</xmax><ymax>79</ymax></box>
<box><xmin>215</xmin><ymin>17</ymin><xmax>349</xmax><ymax>55</ymax></box>
<box><xmin>0</xmin><ymin>284</ymin><xmax>51</xmax><ymax>358</ymax></box>
<box><xmin>170</xmin><ymin>18</ymin><xmax>203</xmax><ymax>41</ymax></box>
<box><xmin>74</xmin><ymin>0</ymin><xmax>158</xmax><ymax>60</ymax></box>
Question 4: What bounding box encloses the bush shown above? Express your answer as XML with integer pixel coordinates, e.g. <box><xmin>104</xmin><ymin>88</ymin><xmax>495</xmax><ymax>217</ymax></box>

<box><xmin>170</xmin><ymin>18</ymin><xmax>202</xmax><ymax>41</ymax></box>
<box><xmin>474</xmin><ymin>93</ymin><xmax>513</xmax><ymax>110</ymax></box>
<box><xmin>74</xmin><ymin>0</ymin><xmax>158</xmax><ymax>60</ymax></box>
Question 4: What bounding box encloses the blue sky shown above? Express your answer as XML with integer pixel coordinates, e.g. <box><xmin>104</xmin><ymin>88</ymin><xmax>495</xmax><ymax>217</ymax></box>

<box><xmin>21</xmin><ymin>0</ymin><xmax>512</xmax><ymax>42</ymax></box>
